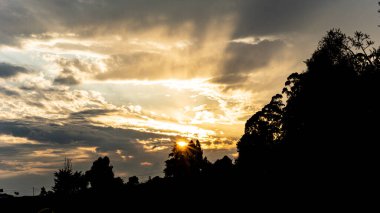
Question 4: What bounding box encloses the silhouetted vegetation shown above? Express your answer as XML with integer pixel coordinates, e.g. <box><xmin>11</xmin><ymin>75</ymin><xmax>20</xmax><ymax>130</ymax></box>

<box><xmin>85</xmin><ymin>156</ymin><xmax>124</xmax><ymax>192</ymax></box>
<box><xmin>126</xmin><ymin>176</ymin><xmax>139</xmax><ymax>186</ymax></box>
<box><xmin>1</xmin><ymin>29</ymin><xmax>379</xmax><ymax>211</ymax></box>
<box><xmin>237</xmin><ymin>29</ymin><xmax>379</xmax><ymax>185</ymax></box>
<box><xmin>164</xmin><ymin>140</ymin><xmax>208</xmax><ymax>178</ymax></box>
<box><xmin>52</xmin><ymin>158</ymin><xmax>87</xmax><ymax>195</ymax></box>
<box><xmin>39</xmin><ymin>187</ymin><xmax>47</xmax><ymax>197</ymax></box>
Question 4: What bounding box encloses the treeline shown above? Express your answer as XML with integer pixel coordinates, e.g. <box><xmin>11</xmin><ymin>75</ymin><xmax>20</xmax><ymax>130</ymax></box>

<box><xmin>41</xmin><ymin>140</ymin><xmax>234</xmax><ymax>197</ymax></box>
<box><xmin>237</xmin><ymin>29</ymin><xmax>380</xmax><ymax>183</ymax></box>
<box><xmin>1</xmin><ymin>29</ymin><xmax>379</xmax><ymax>211</ymax></box>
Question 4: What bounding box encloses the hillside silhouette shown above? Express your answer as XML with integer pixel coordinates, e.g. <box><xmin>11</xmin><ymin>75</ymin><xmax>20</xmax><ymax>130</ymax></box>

<box><xmin>1</xmin><ymin>29</ymin><xmax>379</xmax><ymax>211</ymax></box>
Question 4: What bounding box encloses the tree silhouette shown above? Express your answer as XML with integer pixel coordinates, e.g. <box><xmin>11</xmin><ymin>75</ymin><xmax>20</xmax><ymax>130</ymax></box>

<box><xmin>85</xmin><ymin>156</ymin><xmax>123</xmax><ymax>192</ymax></box>
<box><xmin>126</xmin><ymin>176</ymin><xmax>139</xmax><ymax>186</ymax></box>
<box><xmin>39</xmin><ymin>187</ymin><xmax>47</xmax><ymax>197</ymax></box>
<box><xmin>236</xmin><ymin>94</ymin><xmax>284</xmax><ymax>175</ymax></box>
<box><xmin>237</xmin><ymin>29</ymin><xmax>380</xmax><ymax>181</ymax></box>
<box><xmin>281</xmin><ymin>29</ymin><xmax>380</xmax><ymax>178</ymax></box>
<box><xmin>212</xmin><ymin>156</ymin><xmax>233</xmax><ymax>175</ymax></box>
<box><xmin>52</xmin><ymin>158</ymin><xmax>87</xmax><ymax>195</ymax></box>
<box><xmin>164</xmin><ymin>140</ymin><xmax>207</xmax><ymax>178</ymax></box>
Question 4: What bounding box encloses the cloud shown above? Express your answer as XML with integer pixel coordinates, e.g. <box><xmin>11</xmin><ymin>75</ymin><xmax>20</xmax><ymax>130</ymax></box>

<box><xmin>212</xmin><ymin>39</ymin><xmax>286</xmax><ymax>84</ymax></box>
<box><xmin>95</xmin><ymin>51</ymin><xmax>213</xmax><ymax>80</ymax></box>
<box><xmin>140</xmin><ymin>162</ymin><xmax>153</xmax><ymax>166</ymax></box>
<box><xmin>53</xmin><ymin>57</ymin><xmax>107</xmax><ymax>85</ymax></box>
<box><xmin>0</xmin><ymin>0</ymin><xmax>235</xmax><ymax>46</ymax></box>
<box><xmin>0</xmin><ymin>120</ymin><xmax>160</xmax><ymax>149</ymax></box>
<box><xmin>0</xmin><ymin>119</ymin><xmax>172</xmax><ymax>182</ymax></box>
<box><xmin>53</xmin><ymin>75</ymin><xmax>80</xmax><ymax>85</ymax></box>
<box><xmin>224</xmin><ymin>40</ymin><xmax>286</xmax><ymax>74</ymax></box>
<box><xmin>69</xmin><ymin>109</ymin><xmax>117</xmax><ymax>120</ymax></box>
<box><xmin>0</xmin><ymin>62</ymin><xmax>29</xmax><ymax>78</ymax></box>
<box><xmin>0</xmin><ymin>0</ymin><xmax>335</xmax><ymax>47</ymax></box>
<box><xmin>233</xmin><ymin>0</ymin><xmax>332</xmax><ymax>37</ymax></box>
<box><xmin>0</xmin><ymin>86</ymin><xmax>20</xmax><ymax>97</ymax></box>
<box><xmin>1</xmin><ymin>0</ymin><xmax>322</xmax><ymax>86</ymax></box>
<box><xmin>0</xmin><ymin>0</ymin><xmax>46</xmax><ymax>46</ymax></box>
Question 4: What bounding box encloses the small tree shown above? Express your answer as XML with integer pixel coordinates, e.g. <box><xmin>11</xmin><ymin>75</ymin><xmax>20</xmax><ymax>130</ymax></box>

<box><xmin>52</xmin><ymin>158</ymin><xmax>87</xmax><ymax>195</ymax></box>
<box><xmin>39</xmin><ymin>187</ymin><xmax>47</xmax><ymax>197</ymax></box>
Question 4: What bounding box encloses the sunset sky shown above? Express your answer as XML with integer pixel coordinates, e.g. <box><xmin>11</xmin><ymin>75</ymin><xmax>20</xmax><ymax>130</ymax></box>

<box><xmin>0</xmin><ymin>0</ymin><xmax>379</xmax><ymax>195</ymax></box>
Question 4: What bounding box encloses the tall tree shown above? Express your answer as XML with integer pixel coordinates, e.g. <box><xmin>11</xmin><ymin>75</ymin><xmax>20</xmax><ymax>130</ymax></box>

<box><xmin>281</xmin><ymin>29</ymin><xmax>380</xmax><ymax>177</ymax></box>
<box><xmin>238</xmin><ymin>29</ymin><xmax>380</xmax><ymax>180</ymax></box>
<box><xmin>236</xmin><ymin>94</ymin><xmax>284</xmax><ymax>175</ymax></box>
<box><xmin>164</xmin><ymin>140</ymin><xmax>207</xmax><ymax>178</ymax></box>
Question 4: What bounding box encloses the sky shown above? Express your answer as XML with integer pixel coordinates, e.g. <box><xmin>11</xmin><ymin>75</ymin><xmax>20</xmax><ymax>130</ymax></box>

<box><xmin>0</xmin><ymin>0</ymin><xmax>379</xmax><ymax>195</ymax></box>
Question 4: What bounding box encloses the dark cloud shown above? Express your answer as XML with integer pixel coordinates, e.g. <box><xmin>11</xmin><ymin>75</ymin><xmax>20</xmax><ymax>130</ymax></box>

<box><xmin>0</xmin><ymin>146</ymin><xmax>20</xmax><ymax>158</ymax></box>
<box><xmin>233</xmin><ymin>0</ymin><xmax>332</xmax><ymax>37</ymax></box>
<box><xmin>225</xmin><ymin>40</ymin><xmax>286</xmax><ymax>74</ymax></box>
<box><xmin>213</xmin><ymin>40</ymin><xmax>286</xmax><ymax>84</ymax></box>
<box><xmin>0</xmin><ymin>62</ymin><xmax>29</xmax><ymax>78</ymax></box>
<box><xmin>0</xmin><ymin>120</ymin><xmax>160</xmax><ymax>150</ymax></box>
<box><xmin>0</xmin><ymin>0</ymin><xmax>235</xmax><ymax>45</ymax></box>
<box><xmin>0</xmin><ymin>0</ymin><xmax>334</xmax><ymax>46</ymax></box>
<box><xmin>54</xmin><ymin>75</ymin><xmax>80</xmax><ymax>85</ymax></box>
<box><xmin>28</xmin><ymin>0</ymin><xmax>234</xmax><ymax>35</ymax></box>
<box><xmin>69</xmin><ymin>109</ymin><xmax>117</xmax><ymax>120</ymax></box>
<box><xmin>0</xmin><ymin>118</ymin><xmax>172</xmax><ymax>165</ymax></box>
<box><xmin>0</xmin><ymin>86</ymin><xmax>20</xmax><ymax>97</ymax></box>
<box><xmin>210</xmin><ymin>74</ymin><xmax>248</xmax><ymax>86</ymax></box>
<box><xmin>0</xmin><ymin>1</ymin><xmax>46</xmax><ymax>45</ymax></box>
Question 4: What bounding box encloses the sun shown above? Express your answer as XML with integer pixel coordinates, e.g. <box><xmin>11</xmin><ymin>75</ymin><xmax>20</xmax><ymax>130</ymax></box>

<box><xmin>176</xmin><ymin>141</ymin><xmax>188</xmax><ymax>149</ymax></box>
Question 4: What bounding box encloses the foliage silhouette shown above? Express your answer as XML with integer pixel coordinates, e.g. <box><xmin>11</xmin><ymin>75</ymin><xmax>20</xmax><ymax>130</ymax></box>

<box><xmin>238</xmin><ymin>29</ymin><xmax>380</xmax><ymax>183</ymax></box>
<box><xmin>85</xmin><ymin>156</ymin><xmax>123</xmax><ymax>192</ymax></box>
<box><xmin>39</xmin><ymin>187</ymin><xmax>47</xmax><ymax>197</ymax></box>
<box><xmin>210</xmin><ymin>155</ymin><xmax>233</xmax><ymax>176</ymax></box>
<box><xmin>164</xmin><ymin>140</ymin><xmax>208</xmax><ymax>178</ymax></box>
<box><xmin>126</xmin><ymin>176</ymin><xmax>139</xmax><ymax>186</ymax></box>
<box><xmin>52</xmin><ymin>158</ymin><xmax>87</xmax><ymax>195</ymax></box>
<box><xmin>236</xmin><ymin>94</ymin><xmax>284</xmax><ymax>176</ymax></box>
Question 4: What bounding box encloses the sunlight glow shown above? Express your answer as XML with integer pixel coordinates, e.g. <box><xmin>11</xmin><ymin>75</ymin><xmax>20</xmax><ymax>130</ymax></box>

<box><xmin>176</xmin><ymin>141</ymin><xmax>188</xmax><ymax>148</ymax></box>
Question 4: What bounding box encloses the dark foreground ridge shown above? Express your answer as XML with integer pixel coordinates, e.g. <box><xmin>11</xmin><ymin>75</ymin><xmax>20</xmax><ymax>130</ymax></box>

<box><xmin>1</xmin><ymin>29</ymin><xmax>379</xmax><ymax>212</ymax></box>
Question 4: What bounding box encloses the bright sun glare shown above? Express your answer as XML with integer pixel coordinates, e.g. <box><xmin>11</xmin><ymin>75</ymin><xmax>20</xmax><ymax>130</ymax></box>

<box><xmin>177</xmin><ymin>141</ymin><xmax>188</xmax><ymax>148</ymax></box>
